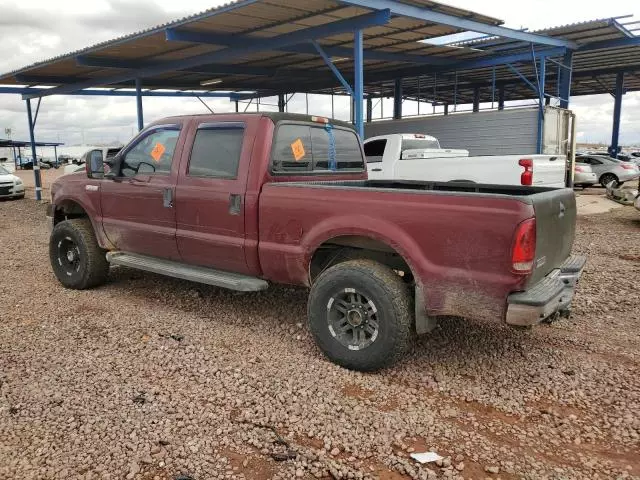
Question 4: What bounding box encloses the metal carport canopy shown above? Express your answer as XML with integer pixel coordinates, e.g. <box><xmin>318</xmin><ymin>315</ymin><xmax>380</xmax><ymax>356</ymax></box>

<box><xmin>0</xmin><ymin>0</ymin><xmax>579</xmax><ymax>200</ymax></box>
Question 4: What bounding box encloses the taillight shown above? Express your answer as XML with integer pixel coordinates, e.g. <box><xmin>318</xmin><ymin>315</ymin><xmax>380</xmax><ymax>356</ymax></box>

<box><xmin>511</xmin><ymin>218</ymin><xmax>536</xmax><ymax>274</ymax></box>
<box><xmin>621</xmin><ymin>163</ymin><xmax>636</xmax><ymax>170</ymax></box>
<box><xmin>85</xmin><ymin>161</ymin><xmax>90</xmax><ymax>176</ymax></box>
<box><xmin>574</xmin><ymin>165</ymin><xmax>584</xmax><ymax>173</ymax></box>
<box><xmin>519</xmin><ymin>158</ymin><xmax>533</xmax><ymax>186</ymax></box>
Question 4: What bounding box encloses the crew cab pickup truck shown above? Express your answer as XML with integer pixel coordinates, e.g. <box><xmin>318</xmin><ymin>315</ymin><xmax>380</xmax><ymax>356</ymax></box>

<box><xmin>364</xmin><ymin>133</ymin><xmax>567</xmax><ymax>187</ymax></box>
<box><xmin>47</xmin><ymin>113</ymin><xmax>585</xmax><ymax>371</ymax></box>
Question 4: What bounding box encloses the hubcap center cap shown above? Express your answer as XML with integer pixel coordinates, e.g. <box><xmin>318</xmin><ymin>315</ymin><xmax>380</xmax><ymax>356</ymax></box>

<box><xmin>67</xmin><ymin>250</ymin><xmax>76</xmax><ymax>262</ymax></box>
<box><xmin>346</xmin><ymin>309</ymin><xmax>364</xmax><ymax>327</ymax></box>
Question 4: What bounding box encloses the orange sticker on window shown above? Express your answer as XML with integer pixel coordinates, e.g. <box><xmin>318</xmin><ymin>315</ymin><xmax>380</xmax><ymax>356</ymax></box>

<box><xmin>290</xmin><ymin>138</ymin><xmax>306</xmax><ymax>161</ymax></box>
<box><xmin>150</xmin><ymin>143</ymin><xmax>166</xmax><ymax>162</ymax></box>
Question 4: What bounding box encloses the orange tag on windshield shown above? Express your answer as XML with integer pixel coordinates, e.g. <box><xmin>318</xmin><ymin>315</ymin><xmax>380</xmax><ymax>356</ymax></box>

<box><xmin>291</xmin><ymin>138</ymin><xmax>305</xmax><ymax>161</ymax></box>
<box><xmin>150</xmin><ymin>143</ymin><xmax>166</xmax><ymax>162</ymax></box>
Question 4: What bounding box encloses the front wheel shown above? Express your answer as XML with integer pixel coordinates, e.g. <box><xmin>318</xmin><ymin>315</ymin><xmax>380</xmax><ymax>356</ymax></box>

<box><xmin>307</xmin><ymin>259</ymin><xmax>414</xmax><ymax>371</ymax></box>
<box><xmin>600</xmin><ymin>173</ymin><xmax>618</xmax><ymax>187</ymax></box>
<box><xmin>49</xmin><ymin>218</ymin><xmax>109</xmax><ymax>289</ymax></box>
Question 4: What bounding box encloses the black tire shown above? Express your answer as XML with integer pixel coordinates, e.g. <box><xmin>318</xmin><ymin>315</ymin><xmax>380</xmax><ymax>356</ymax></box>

<box><xmin>600</xmin><ymin>173</ymin><xmax>618</xmax><ymax>187</ymax></box>
<box><xmin>49</xmin><ymin>218</ymin><xmax>109</xmax><ymax>289</ymax></box>
<box><xmin>307</xmin><ymin>259</ymin><xmax>414</xmax><ymax>371</ymax></box>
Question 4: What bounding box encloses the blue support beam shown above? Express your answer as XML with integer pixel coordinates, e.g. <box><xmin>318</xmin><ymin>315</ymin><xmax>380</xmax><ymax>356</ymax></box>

<box><xmin>135</xmin><ymin>79</ymin><xmax>144</xmax><ymax>132</ymax></box>
<box><xmin>25</xmin><ymin>99</ymin><xmax>42</xmax><ymax>201</ymax></box>
<box><xmin>339</xmin><ymin>0</ymin><xmax>578</xmax><ymax>49</ymax></box>
<box><xmin>312</xmin><ymin>41</ymin><xmax>354</xmax><ymax>97</ymax></box>
<box><xmin>558</xmin><ymin>51</ymin><xmax>573</xmax><ymax>109</ymax></box>
<box><xmin>505</xmin><ymin>63</ymin><xmax>539</xmax><ymax>94</ymax></box>
<box><xmin>393</xmin><ymin>79</ymin><xmax>402</xmax><ymax>119</ymax></box>
<box><xmin>22</xmin><ymin>10</ymin><xmax>391</xmax><ymax>100</ymax></box>
<box><xmin>610</xmin><ymin>72</ymin><xmax>625</xmax><ymax>157</ymax></box>
<box><xmin>0</xmin><ymin>86</ymin><xmax>241</xmax><ymax>99</ymax></box>
<box><xmin>354</xmin><ymin>29</ymin><xmax>364</xmax><ymax>139</ymax></box>
<box><xmin>76</xmin><ymin>55</ymin><xmax>319</xmax><ymax>78</ymax></box>
<box><xmin>166</xmin><ymin>24</ymin><xmax>455</xmax><ymax>66</ymax></box>
<box><xmin>536</xmin><ymin>56</ymin><xmax>546</xmax><ymax>154</ymax></box>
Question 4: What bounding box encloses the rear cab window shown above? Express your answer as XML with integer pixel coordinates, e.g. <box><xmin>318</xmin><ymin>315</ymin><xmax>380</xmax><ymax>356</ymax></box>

<box><xmin>271</xmin><ymin>122</ymin><xmax>364</xmax><ymax>174</ymax></box>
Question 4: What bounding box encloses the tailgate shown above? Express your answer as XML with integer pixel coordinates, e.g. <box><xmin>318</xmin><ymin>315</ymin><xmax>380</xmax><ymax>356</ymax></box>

<box><xmin>528</xmin><ymin>188</ymin><xmax>576</xmax><ymax>285</ymax></box>
<box><xmin>532</xmin><ymin>155</ymin><xmax>566</xmax><ymax>187</ymax></box>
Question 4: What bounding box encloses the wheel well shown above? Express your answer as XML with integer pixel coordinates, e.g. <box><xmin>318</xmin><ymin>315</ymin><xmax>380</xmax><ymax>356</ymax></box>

<box><xmin>309</xmin><ymin>235</ymin><xmax>413</xmax><ymax>283</ymax></box>
<box><xmin>54</xmin><ymin>200</ymin><xmax>88</xmax><ymax>225</ymax></box>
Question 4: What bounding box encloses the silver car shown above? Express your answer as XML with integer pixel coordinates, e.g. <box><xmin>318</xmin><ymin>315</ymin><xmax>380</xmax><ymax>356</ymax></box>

<box><xmin>573</xmin><ymin>162</ymin><xmax>597</xmax><ymax>187</ymax></box>
<box><xmin>576</xmin><ymin>154</ymin><xmax>640</xmax><ymax>187</ymax></box>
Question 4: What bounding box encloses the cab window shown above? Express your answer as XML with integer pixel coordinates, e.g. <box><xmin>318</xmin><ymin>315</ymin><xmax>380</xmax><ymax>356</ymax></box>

<box><xmin>121</xmin><ymin>127</ymin><xmax>180</xmax><ymax>177</ymax></box>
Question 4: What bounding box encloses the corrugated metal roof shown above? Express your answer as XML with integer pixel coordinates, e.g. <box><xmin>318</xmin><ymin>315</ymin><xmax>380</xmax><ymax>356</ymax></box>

<box><xmin>0</xmin><ymin>2</ymin><xmax>638</xmax><ymax>103</ymax></box>
<box><xmin>0</xmin><ymin>0</ymin><xmax>503</xmax><ymax>92</ymax></box>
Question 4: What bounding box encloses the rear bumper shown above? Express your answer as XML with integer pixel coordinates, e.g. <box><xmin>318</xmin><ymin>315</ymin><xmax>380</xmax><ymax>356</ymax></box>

<box><xmin>506</xmin><ymin>255</ymin><xmax>587</xmax><ymax>326</ymax></box>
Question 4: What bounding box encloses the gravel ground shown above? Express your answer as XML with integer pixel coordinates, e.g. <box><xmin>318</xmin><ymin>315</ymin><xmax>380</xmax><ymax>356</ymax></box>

<box><xmin>1</xmin><ymin>199</ymin><xmax>638</xmax><ymax>480</ymax></box>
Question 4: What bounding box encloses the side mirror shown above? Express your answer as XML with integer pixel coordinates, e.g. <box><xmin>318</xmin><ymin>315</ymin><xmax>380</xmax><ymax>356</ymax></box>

<box><xmin>87</xmin><ymin>151</ymin><xmax>104</xmax><ymax>179</ymax></box>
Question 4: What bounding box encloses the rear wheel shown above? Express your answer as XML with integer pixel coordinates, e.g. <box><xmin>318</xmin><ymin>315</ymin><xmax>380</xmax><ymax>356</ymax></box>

<box><xmin>600</xmin><ymin>173</ymin><xmax>618</xmax><ymax>187</ymax></box>
<box><xmin>307</xmin><ymin>259</ymin><xmax>414</xmax><ymax>371</ymax></box>
<box><xmin>49</xmin><ymin>218</ymin><xmax>109</xmax><ymax>289</ymax></box>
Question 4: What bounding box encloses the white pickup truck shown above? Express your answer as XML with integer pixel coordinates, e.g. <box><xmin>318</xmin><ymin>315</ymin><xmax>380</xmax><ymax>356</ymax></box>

<box><xmin>364</xmin><ymin>133</ymin><xmax>566</xmax><ymax>187</ymax></box>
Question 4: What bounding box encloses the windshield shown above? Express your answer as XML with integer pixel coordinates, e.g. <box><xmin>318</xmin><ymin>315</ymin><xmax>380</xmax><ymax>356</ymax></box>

<box><xmin>401</xmin><ymin>138</ymin><xmax>440</xmax><ymax>151</ymax></box>
<box><xmin>0</xmin><ymin>166</ymin><xmax>10</xmax><ymax>175</ymax></box>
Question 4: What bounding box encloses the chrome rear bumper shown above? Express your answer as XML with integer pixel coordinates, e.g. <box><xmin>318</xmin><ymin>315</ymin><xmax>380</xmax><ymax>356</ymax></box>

<box><xmin>506</xmin><ymin>255</ymin><xmax>587</xmax><ymax>326</ymax></box>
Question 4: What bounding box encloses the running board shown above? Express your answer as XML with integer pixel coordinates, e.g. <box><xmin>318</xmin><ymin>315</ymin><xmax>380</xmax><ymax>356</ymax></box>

<box><xmin>106</xmin><ymin>252</ymin><xmax>269</xmax><ymax>292</ymax></box>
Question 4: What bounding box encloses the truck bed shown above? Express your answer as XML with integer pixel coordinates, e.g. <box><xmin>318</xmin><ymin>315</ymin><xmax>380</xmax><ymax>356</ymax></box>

<box><xmin>258</xmin><ymin>179</ymin><xmax>576</xmax><ymax>322</ymax></box>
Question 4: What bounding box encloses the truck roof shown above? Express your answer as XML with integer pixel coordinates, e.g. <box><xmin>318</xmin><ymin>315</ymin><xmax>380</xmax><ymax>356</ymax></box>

<box><xmin>159</xmin><ymin>112</ymin><xmax>356</xmax><ymax>131</ymax></box>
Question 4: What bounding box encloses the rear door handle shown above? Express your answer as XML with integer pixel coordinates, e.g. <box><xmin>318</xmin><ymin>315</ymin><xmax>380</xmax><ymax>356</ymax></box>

<box><xmin>163</xmin><ymin>187</ymin><xmax>173</xmax><ymax>208</ymax></box>
<box><xmin>371</xmin><ymin>168</ymin><xmax>382</xmax><ymax>172</ymax></box>
<box><xmin>229</xmin><ymin>194</ymin><xmax>241</xmax><ymax>215</ymax></box>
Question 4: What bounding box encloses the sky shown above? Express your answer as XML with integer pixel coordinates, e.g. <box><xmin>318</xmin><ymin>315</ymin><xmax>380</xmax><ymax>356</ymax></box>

<box><xmin>0</xmin><ymin>0</ymin><xmax>639</xmax><ymax>153</ymax></box>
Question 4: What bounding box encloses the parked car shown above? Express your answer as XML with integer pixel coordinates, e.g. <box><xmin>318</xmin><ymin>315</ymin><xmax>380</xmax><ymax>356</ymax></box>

<box><xmin>573</xmin><ymin>162</ymin><xmax>597</xmax><ymax>188</ymax></box>
<box><xmin>576</xmin><ymin>154</ymin><xmax>640</xmax><ymax>187</ymax></box>
<box><xmin>40</xmin><ymin>157</ymin><xmax>60</xmax><ymax>169</ymax></box>
<box><xmin>364</xmin><ymin>133</ymin><xmax>566</xmax><ymax>187</ymax></box>
<box><xmin>46</xmin><ymin>113</ymin><xmax>586</xmax><ymax>371</ymax></box>
<box><xmin>0</xmin><ymin>165</ymin><xmax>25</xmax><ymax>199</ymax></box>
<box><xmin>63</xmin><ymin>147</ymin><xmax>123</xmax><ymax>175</ymax></box>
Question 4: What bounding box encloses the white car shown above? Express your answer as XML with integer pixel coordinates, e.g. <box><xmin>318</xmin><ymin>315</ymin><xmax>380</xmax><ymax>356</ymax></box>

<box><xmin>364</xmin><ymin>133</ymin><xmax>567</xmax><ymax>188</ymax></box>
<box><xmin>0</xmin><ymin>165</ymin><xmax>25</xmax><ymax>199</ymax></box>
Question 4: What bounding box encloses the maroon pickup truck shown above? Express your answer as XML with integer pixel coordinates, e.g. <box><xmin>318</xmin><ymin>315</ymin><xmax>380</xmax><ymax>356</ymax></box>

<box><xmin>47</xmin><ymin>113</ymin><xmax>585</xmax><ymax>371</ymax></box>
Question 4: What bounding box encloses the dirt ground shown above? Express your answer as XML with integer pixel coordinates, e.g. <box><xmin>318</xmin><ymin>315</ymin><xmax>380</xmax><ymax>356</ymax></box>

<box><xmin>0</xmin><ymin>198</ymin><xmax>638</xmax><ymax>480</ymax></box>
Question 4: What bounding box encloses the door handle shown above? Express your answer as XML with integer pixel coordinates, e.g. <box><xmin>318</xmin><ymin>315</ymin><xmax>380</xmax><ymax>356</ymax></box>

<box><xmin>229</xmin><ymin>194</ymin><xmax>241</xmax><ymax>215</ymax></box>
<box><xmin>371</xmin><ymin>168</ymin><xmax>382</xmax><ymax>172</ymax></box>
<box><xmin>163</xmin><ymin>188</ymin><xmax>173</xmax><ymax>208</ymax></box>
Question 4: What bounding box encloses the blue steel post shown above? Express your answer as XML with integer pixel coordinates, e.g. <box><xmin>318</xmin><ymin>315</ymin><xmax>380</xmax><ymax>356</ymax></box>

<box><xmin>354</xmin><ymin>29</ymin><xmax>364</xmax><ymax>139</ymax></box>
<box><xmin>472</xmin><ymin>87</ymin><xmax>480</xmax><ymax>112</ymax></box>
<box><xmin>26</xmin><ymin>99</ymin><xmax>42</xmax><ymax>201</ymax></box>
<box><xmin>393</xmin><ymin>79</ymin><xmax>402</xmax><ymax>119</ymax></box>
<box><xmin>135</xmin><ymin>78</ymin><xmax>144</xmax><ymax>131</ymax></box>
<box><xmin>366</xmin><ymin>98</ymin><xmax>373</xmax><ymax>122</ymax></box>
<box><xmin>12</xmin><ymin>146</ymin><xmax>17</xmax><ymax>170</ymax></box>
<box><xmin>54</xmin><ymin>145</ymin><xmax>58</xmax><ymax>167</ymax></box>
<box><xmin>559</xmin><ymin>51</ymin><xmax>573</xmax><ymax>109</ymax></box>
<box><xmin>610</xmin><ymin>72</ymin><xmax>624</xmax><ymax>157</ymax></box>
<box><xmin>536</xmin><ymin>56</ymin><xmax>546</xmax><ymax>154</ymax></box>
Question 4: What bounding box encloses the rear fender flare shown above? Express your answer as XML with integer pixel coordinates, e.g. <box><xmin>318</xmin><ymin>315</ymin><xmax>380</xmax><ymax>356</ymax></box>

<box><xmin>301</xmin><ymin>215</ymin><xmax>435</xmax><ymax>323</ymax></box>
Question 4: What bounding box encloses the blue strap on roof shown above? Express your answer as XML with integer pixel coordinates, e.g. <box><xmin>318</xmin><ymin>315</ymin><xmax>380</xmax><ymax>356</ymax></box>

<box><xmin>325</xmin><ymin>123</ymin><xmax>337</xmax><ymax>171</ymax></box>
